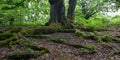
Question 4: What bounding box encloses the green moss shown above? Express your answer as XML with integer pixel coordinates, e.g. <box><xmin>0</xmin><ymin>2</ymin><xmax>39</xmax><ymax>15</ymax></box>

<box><xmin>0</xmin><ymin>33</ymin><xmax>13</xmax><ymax>40</ymax></box>
<box><xmin>49</xmin><ymin>23</ymin><xmax>61</xmax><ymax>31</ymax></box>
<box><xmin>75</xmin><ymin>29</ymin><xmax>86</xmax><ymax>37</ymax></box>
<box><xmin>97</xmin><ymin>35</ymin><xmax>113</xmax><ymax>42</ymax></box>
<box><xmin>0</xmin><ymin>37</ymin><xmax>17</xmax><ymax>47</ymax></box>
<box><xmin>58</xmin><ymin>29</ymin><xmax>76</xmax><ymax>33</ymax></box>
<box><xmin>0</xmin><ymin>30</ymin><xmax>4</xmax><ymax>33</ymax></box>
<box><xmin>16</xmin><ymin>39</ymin><xmax>50</xmax><ymax>54</ymax></box>
<box><xmin>10</xmin><ymin>27</ymin><xmax>22</xmax><ymax>33</ymax></box>
<box><xmin>93</xmin><ymin>31</ymin><xmax>101</xmax><ymax>35</ymax></box>
<box><xmin>101</xmin><ymin>42</ymin><xmax>113</xmax><ymax>48</ymax></box>
<box><xmin>83</xmin><ymin>43</ymin><xmax>97</xmax><ymax>51</ymax></box>
<box><xmin>21</xmin><ymin>28</ymin><xmax>35</xmax><ymax>35</ymax></box>
<box><xmin>34</xmin><ymin>26</ymin><xmax>56</xmax><ymax>34</ymax></box>
<box><xmin>50</xmin><ymin>37</ymin><xmax>64</xmax><ymax>44</ymax></box>
<box><xmin>33</xmin><ymin>23</ymin><xmax>61</xmax><ymax>34</ymax></box>
<box><xmin>68</xmin><ymin>44</ymin><xmax>83</xmax><ymax>48</ymax></box>
<box><xmin>61</xmin><ymin>21</ymin><xmax>74</xmax><ymax>29</ymax></box>
<box><xmin>78</xmin><ymin>48</ymin><xmax>96</xmax><ymax>55</ymax></box>
<box><xmin>114</xmin><ymin>49</ymin><xmax>120</xmax><ymax>55</ymax></box>
<box><xmin>21</xmin><ymin>23</ymin><xmax>61</xmax><ymax>35</ymax></box>
<box><xmin>25</xmin><ymin>35</ymin><xmax>51</xmax><ymax>39</ymax></box>
<box><xmin>39</xmin><ymin>47</ymin><xmax>50</xmax><ymax>55</ymax></box>
<box><xmin>5</xmin><ymin>49</ymin><xmax>39</xmax><ymax>59</ymax></box>
<box><xmin>75</xmin><ymin>30</ymin><xmax>96</xmax><ymax>40</ymax></box>
<box><xmin>82</xmin><ymin>32</ymin><xmax>96</xmax><ymax>40</ymax></box>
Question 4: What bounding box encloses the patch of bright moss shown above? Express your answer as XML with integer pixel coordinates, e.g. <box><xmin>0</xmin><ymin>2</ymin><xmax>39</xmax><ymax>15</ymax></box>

<box><xmin>93</xmin><ymin>31</ymin><xmax>101</xmax><ymax>35</ymax></box>
<box><xmin>5</xmin><ymin>49</ymin><xmax>39</xmax><ymax>59</ymax></box>
<box><xmin>83</xmin><ymin>43</ymin><xmax>97</xmax><ymax>51</ymax></box>
<box><xmin>75</xmin><ymin>29</ymin><xmax>86</xmax><ymax>37</ymax></box>
<box><xmin>82</xmin><ymin>32</ymin><xmax>96</xmax><ymax>40</ymax></box>
<box><xmin>97</xmin><ymin>35</ymin><xmax>113</xmax><ymax>42</ymax></box>
<box><xmin>50</xmin><ymin>37</ymin><xmax>65</xmax><ymax>44</ymax></box>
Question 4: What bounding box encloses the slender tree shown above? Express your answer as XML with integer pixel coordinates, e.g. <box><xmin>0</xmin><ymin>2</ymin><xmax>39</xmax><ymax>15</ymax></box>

<box><xmin>67</xmin><ymin>0</ymin><xmax>77</xmax><ymax>21</ymax></box>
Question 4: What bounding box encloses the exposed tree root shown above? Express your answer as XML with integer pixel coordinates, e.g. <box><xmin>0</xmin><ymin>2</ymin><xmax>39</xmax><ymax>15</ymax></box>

<box><xmin>0</xmin><ymin>27</ymin><xmax>50</xmax><ymax>59</ymax></box>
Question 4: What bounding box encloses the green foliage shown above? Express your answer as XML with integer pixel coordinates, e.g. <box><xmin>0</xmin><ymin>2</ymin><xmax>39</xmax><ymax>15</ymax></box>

<box><xmin>75</xmin><ymin>17</ymin><xmax>109</xmax><ymax>31</ymax></box>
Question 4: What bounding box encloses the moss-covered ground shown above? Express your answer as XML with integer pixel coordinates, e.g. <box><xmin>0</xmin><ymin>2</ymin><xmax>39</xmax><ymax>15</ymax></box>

<box><xmin>0</xmin><ymin>25</ymin><xmax>120</xmax><ymax>60</ymax></box>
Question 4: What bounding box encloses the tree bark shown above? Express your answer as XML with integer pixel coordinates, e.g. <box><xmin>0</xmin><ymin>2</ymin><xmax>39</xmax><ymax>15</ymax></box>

<box><xmin>67</xmin><ymin>0</ymin><xmax>77</xmax><ymax>21</ymax></box>
<box><xmin>46</xmin><ymin>0</ymin><xmax>66</xmax><ymax>25</ymax></box>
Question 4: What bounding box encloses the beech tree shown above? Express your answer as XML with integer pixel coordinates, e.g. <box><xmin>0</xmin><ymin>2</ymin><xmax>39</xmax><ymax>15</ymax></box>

<box><xmin>46</xmin><ymin>0</ymin><xmax>77</xmax><ymax>26</ymax></box>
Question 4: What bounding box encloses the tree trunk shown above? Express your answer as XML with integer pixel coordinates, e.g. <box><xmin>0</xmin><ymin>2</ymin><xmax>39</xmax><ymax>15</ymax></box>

<box><xmin>46</xmin><ymin>0</ymin><xmax>66</xmax><ymax>25</ymax></box>
<box><xmin>67</xmin><ymin>0</ymin><xmax>77</xmax><ymax>21</ymax></box>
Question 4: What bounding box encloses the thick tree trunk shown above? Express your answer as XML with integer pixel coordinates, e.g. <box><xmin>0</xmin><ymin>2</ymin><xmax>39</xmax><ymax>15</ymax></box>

<box><xmin>67</xmin><ymin>0</ymin><xmax>77</xmax><ymax>21</ymax></box>
<box><xmin>46</xmin><ymin>0</ymin><xmax>66</xmax><ymax>25</ymax></box>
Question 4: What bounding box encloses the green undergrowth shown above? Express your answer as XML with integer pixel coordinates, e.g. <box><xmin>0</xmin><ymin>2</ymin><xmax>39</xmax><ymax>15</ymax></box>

<box><xmin>75</xmin><ymin>18</ymin><xmax>111</xmax><ymax>31</ymax></box>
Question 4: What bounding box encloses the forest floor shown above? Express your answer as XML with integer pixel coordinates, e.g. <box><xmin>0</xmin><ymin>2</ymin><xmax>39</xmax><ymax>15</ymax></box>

<box><xmin>0</xmin><ymin>25</ymin><xmax>120</xmax><ymax>60</ymax></box>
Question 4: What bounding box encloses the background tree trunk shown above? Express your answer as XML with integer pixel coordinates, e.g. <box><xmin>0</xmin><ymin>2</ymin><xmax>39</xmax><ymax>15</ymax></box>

<box><xmin>46</xmin><ymin>0</ymin><xmax>66</xmax><ymax>25</ymax></box>
<box><xmin>67</xmin><ymin>0</ymin><xmax>77</xmax><ymax>21</ymax></box>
